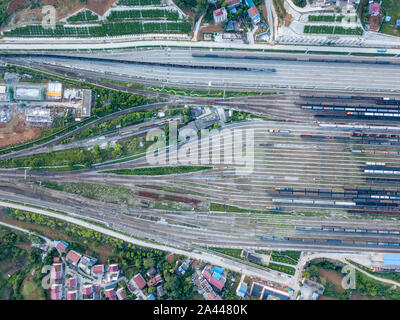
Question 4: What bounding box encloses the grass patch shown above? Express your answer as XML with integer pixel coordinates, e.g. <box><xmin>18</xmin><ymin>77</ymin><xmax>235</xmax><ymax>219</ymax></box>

<box><xmin>101</xmin><ymin>166</ymin><xmax>213</xmax><ymax>176</ymax></box>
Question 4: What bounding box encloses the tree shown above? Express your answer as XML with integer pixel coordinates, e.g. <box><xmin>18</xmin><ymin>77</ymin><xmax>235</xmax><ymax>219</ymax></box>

<box><xmin>143</xmin><ymin>257</ymin><xmax>155</xmax><ymax>269</ymax></box>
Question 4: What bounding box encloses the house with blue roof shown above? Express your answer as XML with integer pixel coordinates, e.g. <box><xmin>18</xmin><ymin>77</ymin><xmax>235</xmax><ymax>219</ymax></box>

<box><xmin>236</xmin><ymin>282</ymin><xmax>247</xmax><ymax>298</ymax></box>
<box><xmin>245</xmin><ymin>0</ymin><xmax>255</xmax><ymax>7</ymax></box>
<box><xmin>147</xmin><ymin>293</ymin><xmax>156</xmax><ymax>300</ymax></box>
<box><xmin>213</xmin><ymin>266</ymin><xmax>224</xmax><ymax>274</ymax></box>
<box><xmin>396</xmin><ymin>19</ymin><xmax>400</xmax><ymax>28</ymax></box>
<box><xmin>248</xmin><ymin>6</ymin><xmax>261</xmax><ymax>25</ymax></box>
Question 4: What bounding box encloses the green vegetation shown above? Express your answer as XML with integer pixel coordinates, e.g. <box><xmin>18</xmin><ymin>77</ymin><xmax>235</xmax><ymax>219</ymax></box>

<box><xmin>67</xmin><ymin>10</ymin><xmax>99</xmax><ymax>23</ymax></box>
<box><xmin>292</xmin><ymin>0</ymin><xmax>306</xmax><ymax>7</ymax></box>
<box><xmin>304</xmin><ymin>259</ymin><xmax>400</xmax><ymax>300</ymax></box>
<box><xmin>0</xmin><ymin>0</ymin><xmax>8</xmax><ymax>27</ymax></box>
<box><xmin>62</xmin><ymin>110</ymin><xmax>157</xmax><ymax>143</ymax></box>
<box><xmin>41</xmin><ymin>182</ymin><xmax>133</xmax><ymax>205</ymax></box>
<box><xmin>308</xmin><ymin>15</ymin><xmax>344</xmax><ymax>22</ymax></box>
<box><xmin>101</xmin><ymin>166</ymin><xmax>213</xmax><ymax>176</ymax></box>
<box><xmin>209</xmin><ymin>247</ymin><xmax>295</xmax><ymax>275</ymax></box>
<box><xmin>0</xmin><ymin>134</ymin><xmax>151</xmax><ymax>169</ymax></box>
<box><xmin>380</xmin><ymin>0</ymin><xmax>400</xmax><ymax>36</ymax></box>
<box><xmin>4</xmin><ymin>22</ymin><xmax>192</xmax><ymax>37</ymax></box>
<box><xmin>304</xmin><ymin>25</ymin><xmax>364</xmax><ymax>35</ymax></box>
<box><xmin>210</xmin><ymin>202</ymin><xmax>288</xmax><ymax>215</ymax></box>
<box><xmin>0</xmin><ymin>227</ymin><xmax>46</xmax><ymax>300</ymax></box>
<box><xmin>270</xmin><ymin>251</ymin><xmax>300</xmax><ymax>265</ymax></box>
<box><xmin>4</xmin><ymin>208</ymin><xmax>197</xmax><ymax>299</ymax></box>
<box><xmin>268</xmin><ymin>262</ymin><xmax>296</xmax><ymax>275</ymax></box>
<box><xmin>107</xmin><ymin>9</ymin><xmax>179</xmax><ymax>21</ymax></box>
<box><xmin>349</xmin><ymin>260</ymin><xmax>400</xmax><ymax>284</ymax></box>
<box><xmin>117</xmin><ymin>0</ymin><xmax>161</xmax><ymax>5</ymax></box>
<box><xmin>147</xmin><ymin>86</ymin><xmax>276</xmax><ymax>98</ymax></box>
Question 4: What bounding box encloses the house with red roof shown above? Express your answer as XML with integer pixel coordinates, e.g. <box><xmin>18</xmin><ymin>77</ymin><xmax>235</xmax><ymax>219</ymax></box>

<box><xmin>55</xmin><ymin>241</ymin><xmax>68</xmax><ymax>254</ymax></box>
<box><xmin>133</xmin><ymin>273</ymin><xmax>146</xmax><ymax>289</ymax></box>
<box><xmin>51</xmin><ymin>284</ymin><xmax>62</xmax><ymax>300</ymax></box>
<box><xmin>369</xmin><ymin>2</ymin><xmax>381</xmax><ymax>16</ymax></box>
<box><xmin>104</xmin><ymin>288</ymin><xmax>117</xmax><ymax>300</ymax></box>
<box><xmin>248</xmin><ymin>6</ymin><xmax>261</xmax><ymax>24</ymax></box>
<box><xmin>148</xmin><ymin>274</ymin><xmax>163</xmax><ymax>287</ymax></box>
<box><xmin>109</xmin><ymin>263</ymin><xmax>119</xmax><ymax>273</ymax></box>
<box><xmin>66</xmin><ymin>290</ymin><xmax>77</xmax><ymax>300</ymax></box>
<box><xmin>209</xmin><ymin>276</ymin><xmax>225</xmax><ymax>291</ymax></box>
<box><xmin>92</xmin><ymin>264</ymin><xmax>105</xmax><ymax>276</ymax></box>
<box><xmin>65</xmin><ymin>250</ymin><xmax>82</xmax><ymax>266</ymax></box>
<box><xmin>201</xmin><ymin>266</ymin><xmax>213</xmax><ymax>281</ymax></box>
<box><xmin>116</xmin><ymin>287</ymin><xmax>126</xmax><ymax>300</ymax></box>
<box><xmin>213</xmin><ymin>7</ymin><xmax>228</xmax><ymax>25</ymax></box>
<box><xmin>67</xmin><ymin>277</ymin><xmax>77</xmax><ymax>289</ymax></box>
<box><xmin>82</xmin><ymin>284</ymin><xmax>93</xmax><ymax>296</ymax></box>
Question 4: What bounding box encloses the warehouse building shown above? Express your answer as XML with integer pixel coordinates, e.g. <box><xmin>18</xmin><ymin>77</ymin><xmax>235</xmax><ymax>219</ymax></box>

<box><xmin>47</xmin><ymin>82</ymin><xmax>62</xmax><ymax>100</ymax></box>
<box><xmin>82</xmin><ymin>89</ymin><xmax>92</xmax><ymax>117</ymax></box>
<box><xmin>25</xmin><ymin>108</ymin><xmax>52</xmax><ymax>125</ymax></box>
<box><xmin>0</xmin><ymin>85</ymin><xmax>11</xmax><ymax>102</ymax></box>
<box><xmin>14</xmin><ymin>85</ymin><xmax>44</xmax><ymax>101</ymax></box>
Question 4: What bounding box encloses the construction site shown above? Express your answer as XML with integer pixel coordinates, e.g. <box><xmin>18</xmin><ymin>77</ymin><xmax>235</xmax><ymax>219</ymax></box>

<box><xmin>0</xmin><ymin>81</ymin><xmax>92</xmax><ymax>148</ymax></box>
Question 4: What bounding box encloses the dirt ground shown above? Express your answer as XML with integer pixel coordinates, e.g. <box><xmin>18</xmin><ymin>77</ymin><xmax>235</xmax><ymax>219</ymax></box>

<box><xmin>198</xmin><ymin>23</ymin><xmax>224</xmax><ymax>41</ymax></box>
<box><xmin>0</xmin><ymin>112</ymin><xmax>42</xmax><ymax>149</ymax></box>
<box><xmin>319</xmin><ymin>269</ymin><xmax>345</xmax><ymax>293</ymax></box>
<box><xmin>5</xmin><ymin>0</ymin><xmax>117</xmax><ymax>29</ymax></box>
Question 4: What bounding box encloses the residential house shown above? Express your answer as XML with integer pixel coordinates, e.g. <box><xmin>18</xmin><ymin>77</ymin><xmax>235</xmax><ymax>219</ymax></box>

<box><xmin>236</xmin><ymin>282</ymin><xmax>248</xmax><ymax>298</ymax></box>
<box><xmin>65</xmin><ymin>250</ymin><xmax>82</xmax><ymax>266</ymax></box>
<box><xmin>104</xmin><ymin>288</ymin><xmax>117</xmax><ymax>300</ymax></box>
<box><xmin>116</xmin><ymin>288</ymin><xmax>126</xmax><ymax>300</ymax></box>
<box><xmin>133</xmin><ymin>273</ymin><xmax>147</xmax><ymax>289</ymax></box>
<box><xmin>92</xmin><ymin>264</ymin><xmax>105</xmax><ymax>276</ymax></box>
<box><xmin>157</xmin><ymin>285</ymin><xmax>166</xmax><ymax>298</ymax></box>
<box><xmin>369</xmin><ymin>2</ymin><xmax>381</xmax><ymax>16</ymax></box>
<box><xmin>248</xmin><ymin>6</ymin><xmax>261</xmax><ymax>24</ymax></box>
<box><xmin>227</xmin><ymin>0</ymin><xmax>241</xmax><ymax>9</ymax></box>
<box><xmin>148</xmin><ymin>274</ymin><xmax>163</xmax><ymax>287</ymax></box>
<box><xmin>213</xmin><ymin>8</ymin><xmax>228</xmax><ymax>25</ymax></box>
<box><xmin>51</xmin><ymin>284</ymin><xmax>62</xmax><ymax>300</ymax></box>
<box><xmin>66</xmin><ymin>290</ymin><xmax>77</xmax><ymax>300</ymax></box>
<box><xmin>146</xmin><ymin>267</ymin><xmax>157</xmax><ymax>278</ymax></box>
<box><xmin>67</xmin><ymin>277</ymin><xmax>77</xmax><ymax>289</ymax></box>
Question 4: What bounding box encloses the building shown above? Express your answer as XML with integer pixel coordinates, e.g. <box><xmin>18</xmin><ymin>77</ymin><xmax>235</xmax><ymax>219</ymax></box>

<box><xmin>66</xmin><ymin>290</ymin><xmax>77</xmax><ymax>300</ymax></box>
<box><xmin>147</xmin><ymin>267</ymin><xmax>157</xmax><ymax>278</ymax></box>
<box><xmin>369</xmin><ymin>2</ymin><xmax>381</xmax><ymax>16</ymax></box>
<box><xmin>54</xmin><ymin>240</ymin><xmax>69</xmax><ymax>254</ymax></box>
<box><xmin>81</xmin><ymin>89</ymin><xmax>92</xmax><ymax>117</ymax></box>
<box><xmin>51</xmin><ymin>284</ymin><xmax>62</xmax><ymax>300</ymax></box>
<box><xmin>213</xmin><ymin>8</ymin><xmax>228</xmax><ymax>25</ymax></box>
<box><xmin>383</xmin><ymin>254</ymin><xmax>400</xmax><ymax>270</ymax></box>
<box><xmin>0</xmin><ymin>85</ymin><xmax>11</xmax><ymax>102</ymax></box>
<box><xmin>14</xmin><ymin>85</ymin><xmax>44</xmax><ymax>101</ymax></box>
<box><xmin>396</xmin><ymin>19</ymin><xmax>400</xmax><ymax>28</ymax></box>
<box><xmin>92</xmin><ymin>264</ymin><xmax>105</xmax><ymax>276</ymax></box>
<box><xmin>250</xmin><ymin>281</ymin><xmax>290</xmax><ymax>300</ymax></box>
<box><xmin>82</xmin><ymin>284</ymin><xmax>93</xmax><ymax>297</ymax></box>
<box><xmin>133</xmin><ymin>273</ymin><xmax>146</xmax><ymax>289</ymax></box>
<box><xmin>227</xmin><ymin>0</ymin><xmax>241</xmax><ymax>9</ymax></box>
<box><xmin>67</xmin><ymin>277</ymin><xmax>77</xmax><ymax>289</ymax></box>
<box><xmin>157</xmin><ymin>285</ymin><xmax>166</xmax><ymax>297</ymax></box>
<box><xmin>50</xmin><ymin>263</ymin><xmax>63</xmax><ymax>280</ymax></box>
<box><xmin>109</xmin><ymin>264</ymin><xmax>119</xmax><ymax>273</ymax></box>
<box><xmin>241</xmin><ymin>250</ymin><xmax>263</xmax><ymax>263</ymax></box>
<box><xmin>116</xmin><ymin>288</ymin><xmax>126</xmax><ymax>300</ymax></box>
<box><xmin>25</xmin><ymin>108</ymin><xmax>52</xmax><ymax>125</ymax></box>
<box><xmin>236</xmin><ymin>282</ymin><xmax>248</xmax><ymax>298</ymax></box>
<box><xmin>65</xmin><ymin>250</ymin><xmax>82</xmax><ymax>266</ymax></box>
<box><xmin>148</xmin><ymin>274</ymin><xmax>163</xmax><ymax>287</ymax></box>
<box><xmin>47</xmin><ymin>82</ymin><xmax>62</xmax><ymax>100</ymax></box>
<box><xmin>248</xmin><ymin>6</ymin><xmax>261</xmax><ymax>24</ymax></box>
<box><xmin>104</xmin><ymin>288</ymin><xmax>117</xmax><ymax>300</ymax></box>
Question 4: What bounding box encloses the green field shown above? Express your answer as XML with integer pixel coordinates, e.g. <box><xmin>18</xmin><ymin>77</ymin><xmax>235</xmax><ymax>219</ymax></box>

<box><xmin>101</xmin><ymin>166</ymin><xmax>213</xmax><ymax>176</ymax></box>
<box><xmin>380</xmin><ymin>0</ymin><xmax>400</xmax><ymax>36</ymax></box>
